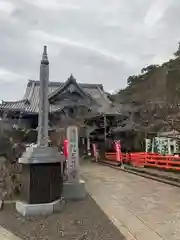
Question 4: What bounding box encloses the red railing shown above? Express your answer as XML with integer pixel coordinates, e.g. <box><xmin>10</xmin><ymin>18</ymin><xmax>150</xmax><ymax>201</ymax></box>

<box><xmin>105</xmin><ymin>152</ymin><xmax>180</xmax><ymax>170</ymax></box>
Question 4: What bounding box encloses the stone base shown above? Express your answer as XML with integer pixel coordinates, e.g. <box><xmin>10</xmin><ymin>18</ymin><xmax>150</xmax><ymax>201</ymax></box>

<box><xmin>62</xmin><ymin>180</ymin><xmax>86</xmax><ymax>200</ymax></box>
<box><xmin>19</xmin><ymin>146</ymin><xmax>62</xmax><ymax>164</ymax></box>
<box><xmin>16</xmin><ymin>198</ymin><xmax>64</xmax><ymax>216</ymax></box>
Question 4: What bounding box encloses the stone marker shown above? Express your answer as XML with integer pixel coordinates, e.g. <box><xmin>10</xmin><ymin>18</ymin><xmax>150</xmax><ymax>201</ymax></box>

<box><xmin>67</xmin><ymin>126</ymin><xmax>79</xmax><ymax>182</ymax></box>
<box><xmin>16</xmin><ymin>46</ymin><xmax>63</xmax><ymax>216</ymax></box>
<box><xmin>62</xmin><ymin>126</ymin><xmax>86</xmax><ymax>200</ymax></box>
<box><xmin>0</xmin><ymin>200</ymin><xmax>2</xmax><ymax>210</ymax></box>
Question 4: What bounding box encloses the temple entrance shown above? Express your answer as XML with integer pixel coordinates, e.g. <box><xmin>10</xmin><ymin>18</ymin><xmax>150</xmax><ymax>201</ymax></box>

<box><xmin>49</xmin><ymin>104</ymin><xmax>96</xmax><ymax>158</ymax></box>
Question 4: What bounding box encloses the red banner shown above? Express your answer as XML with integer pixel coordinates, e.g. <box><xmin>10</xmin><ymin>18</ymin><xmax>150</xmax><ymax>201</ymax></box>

<box><xmin>92</xmin><ymin>143</ymin><xmax>98</xmax><ymax>162</ymax></box>
<box><xmin>64</xmin><ymin>139</ymin><xmax>68</xmax><ymax>159</ymax></box>
<box><xmin>114</xmin><ymin>140</ymin><xmax>122</xmax><ymax>162</ymax></box>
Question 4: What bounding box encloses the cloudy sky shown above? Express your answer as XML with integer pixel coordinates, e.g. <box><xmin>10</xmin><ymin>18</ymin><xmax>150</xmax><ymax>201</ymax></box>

<box><xmin>0</xmin><ymin>0</ymin><xmax>180</xmax><ymax>100</ymax></box>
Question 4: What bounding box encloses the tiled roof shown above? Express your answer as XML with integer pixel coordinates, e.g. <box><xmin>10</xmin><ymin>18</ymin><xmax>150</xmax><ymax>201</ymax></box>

<box><xmin>0</xmin><ymin>100</ymin><xmax>29</xmax><ymax>111</ymax></box>
<box><xmin>48</xmin><ymin>75</ymin><xmax>102</xmax><ymax>102</ymax></box>
<box><xmin>0</xmin><ymin>78</ymin><xmax>118</xmax><ymax>115</ymax></box>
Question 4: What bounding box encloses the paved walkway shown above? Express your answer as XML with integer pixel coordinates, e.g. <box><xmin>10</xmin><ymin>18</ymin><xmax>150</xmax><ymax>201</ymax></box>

<box><xmin>0</xmin><ymin>226</ymin><xmax>21</xmax><ymax>240</ymax></box>
<box><xmin>81</xmin><ymin>162</ymin><xmax>180</xmax><ymax>240</ymax></box>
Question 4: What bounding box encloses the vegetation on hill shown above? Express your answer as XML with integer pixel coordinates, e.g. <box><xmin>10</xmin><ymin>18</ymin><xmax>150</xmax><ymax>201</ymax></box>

<box><xmin>112</xmin><ymin>43</ymin><xmax>180</xmax><ymax>133</ymax></box>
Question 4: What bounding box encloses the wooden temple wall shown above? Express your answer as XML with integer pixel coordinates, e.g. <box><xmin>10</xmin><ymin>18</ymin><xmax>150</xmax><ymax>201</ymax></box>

<box><xmin>0</xmin><ymin>118</ymin><xmax>32</xmax><ymax>130</ymax></box>
<box><xmin>49</xmin><ymin>129</ymin><xmax>66</xmax><ymax>147</ymax></box>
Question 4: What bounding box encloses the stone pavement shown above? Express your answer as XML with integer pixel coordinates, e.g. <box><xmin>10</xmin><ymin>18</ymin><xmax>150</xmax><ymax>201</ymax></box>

<box><xmin>81</xmin><ymin>162</ymin><xmax>180</xmax><ymax>240</ymax></box>
<box><xmin>0</xmin><ymin>226</ymin><xmax>21</xmax><ymax>240</ymax></box>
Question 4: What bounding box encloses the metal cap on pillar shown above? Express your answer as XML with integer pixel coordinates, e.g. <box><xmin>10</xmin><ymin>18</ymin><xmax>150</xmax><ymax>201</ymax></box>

<box><xmin>41</xmin><ymin>46</ymin><xmax>49</xmax><ymax>65</ymax></box>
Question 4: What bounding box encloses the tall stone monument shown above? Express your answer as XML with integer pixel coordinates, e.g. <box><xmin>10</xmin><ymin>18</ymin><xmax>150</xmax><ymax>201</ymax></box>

<box><xmin>37</xmin><ymin>45</ymin><xmax>49</xmax><ymax>147</ymax></box>
<box><xmin>62</xmin><ymin>126</ymin><xmax>86</xmax><ymax>199</ymax></box>
<box><xmin>16</xmin><ymin>46</ymin><xmax>63</xmax><ymax>216</ymax></box>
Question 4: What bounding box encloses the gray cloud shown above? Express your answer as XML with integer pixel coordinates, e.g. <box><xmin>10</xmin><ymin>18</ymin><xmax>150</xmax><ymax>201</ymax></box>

<box><xmin>0</xmin><ymin>0</ymin><xmax>180</xmax><ymax>100</ymax></box>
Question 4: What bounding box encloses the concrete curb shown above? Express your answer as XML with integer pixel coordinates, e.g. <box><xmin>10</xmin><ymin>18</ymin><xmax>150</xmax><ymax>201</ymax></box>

<box><xmin>126</xmin><ymin>166</ymin><xmax>180</xmax><ymax>182</ymax></box>
<box><xmin>0</xmin><ymin>226</ymin><xmax>22</xmax><ymax>240</ymax></box>
<box><xmin>98</xmin><ymin>161</ymin><xmax>180</xmax><ymax>188</ymax></box>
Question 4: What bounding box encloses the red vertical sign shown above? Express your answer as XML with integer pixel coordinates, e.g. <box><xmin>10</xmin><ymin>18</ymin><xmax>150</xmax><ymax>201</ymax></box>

<box><xmin>115</xmin><ymin>140</ymin><xmax>122</xmax><ymax>162</ymax></box>
<box><xmin>64</xmin><ymin>139</ymin><xmax>68</xmax><ymax>159</ymax></box>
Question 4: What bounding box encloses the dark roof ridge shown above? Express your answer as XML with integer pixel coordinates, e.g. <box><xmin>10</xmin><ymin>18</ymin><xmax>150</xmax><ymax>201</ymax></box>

<box><xmin>49</xmin><ymin>75</ymin><xmax>94</xmax><ymax>101</ymax></box>
<box><xmin>2</xmin><ymin>99</ymin><xmax>29</xmax><ymax>104</ymax></box>
<box><xmin>27</xmin><ymin>79</ymin><xmax>103</xmax><ymax>89</ymax></box>
<box><xmin>96</xmin><ymin>85</ymin><xmax>112</xmax><ymax>104</ymax></box>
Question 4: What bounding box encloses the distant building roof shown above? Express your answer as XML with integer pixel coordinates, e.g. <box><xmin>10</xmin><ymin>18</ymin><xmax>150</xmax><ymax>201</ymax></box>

<box><xmin>0</xmin><ymin>76</ymin><xmax>120</xmax><ymax>115</ymax></box>
<box><xmin>159</xmin><ymin>130</ymin><xmax>180</xmax><ymax>137</ymax></box>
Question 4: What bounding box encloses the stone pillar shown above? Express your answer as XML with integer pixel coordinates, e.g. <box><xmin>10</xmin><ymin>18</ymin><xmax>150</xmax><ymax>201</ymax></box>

<box><xmin>86</xmin><ymin>127</ymin><xmax>92</xmax><ymax>156</ymax></box>
<box><xmin>37</xmin><ymin>46</ymin><xmax>49</xmax><ymax>147</ymax></box>
<box><xmin>87</xmin><ymin>135</ymin><xmax>91</xmax><ymax>156</ymax></box>
<box><xmin>16</xmin><ymin>46</ymin><xmax>63</xmax><ymax>216</ymax></box>
<box><xmin>62</xmin><ymin>126</ymin><xmax>86</xmax><ymax>200</ymax></box>
<box><xmin>67</xmin><ymin>126</ymin><xmax>79</xmax><ymax>182</ymax></box>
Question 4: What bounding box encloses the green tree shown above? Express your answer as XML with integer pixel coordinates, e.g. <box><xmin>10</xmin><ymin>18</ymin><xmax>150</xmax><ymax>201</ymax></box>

<box><xmin>141</xmin><ymin>65</ymin><xmax>159</xmax><ymax>74</ymax></box>
<box><xmin>174</xmin><ymin>42</ymin><xmax>180</xmax><ymax>58</ymax></box>
<box><xmin>127</xmin><ymin>75</ymin><xmax>138</xmax><ymax>85</ymax></box>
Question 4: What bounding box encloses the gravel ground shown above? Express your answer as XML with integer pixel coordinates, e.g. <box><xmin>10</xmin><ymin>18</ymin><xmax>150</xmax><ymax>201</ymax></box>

<box><xmin>0</xmin><ymin>195</ymin><xmax>125</xmax><ymax>240</ymax></box>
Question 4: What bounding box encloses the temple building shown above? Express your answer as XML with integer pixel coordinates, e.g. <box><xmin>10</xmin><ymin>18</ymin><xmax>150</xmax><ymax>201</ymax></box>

<box><xmin>0</xmin><ymin>75</ymin><xmax>109</xmax><ymax>127</ymax></box>
<box><xmin>0</xmin><ymin>74</ymin><xmax>122</xmax><ymax>151</ymax></box>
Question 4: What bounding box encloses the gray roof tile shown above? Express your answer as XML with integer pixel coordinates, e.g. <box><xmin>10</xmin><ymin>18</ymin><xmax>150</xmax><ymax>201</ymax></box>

<box><xmin>0</xmin><ymin>100</ymin><xmax>29</xmax><ymax>111</ymax></box>
<box><xmin>0</xmin><ymin>78</ymin><xmax>119</xmax><ymax>115</ymax></box>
